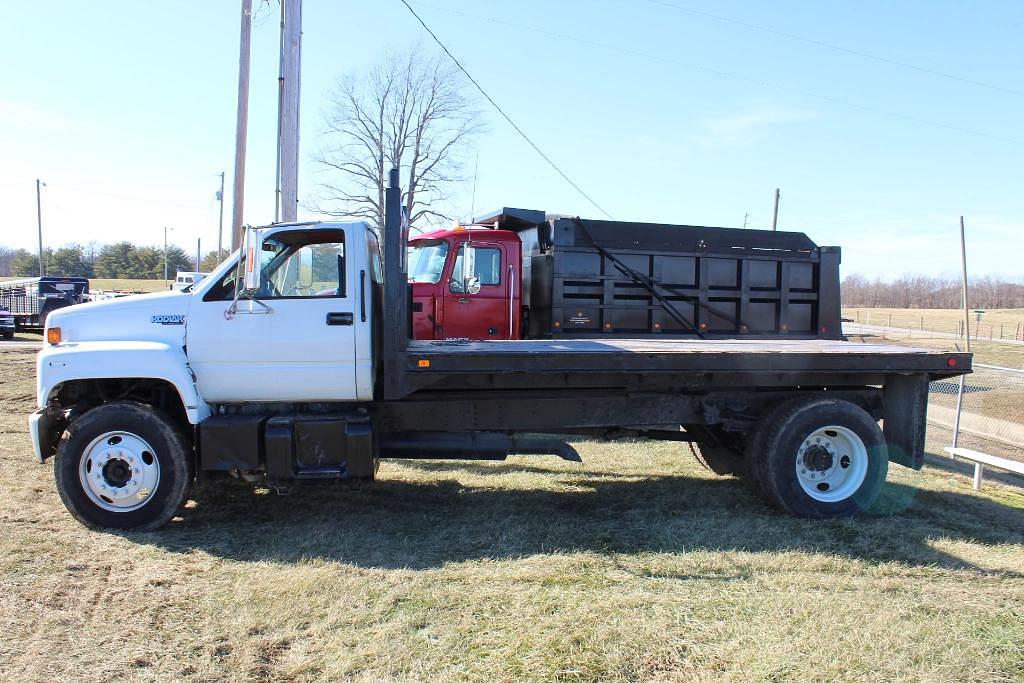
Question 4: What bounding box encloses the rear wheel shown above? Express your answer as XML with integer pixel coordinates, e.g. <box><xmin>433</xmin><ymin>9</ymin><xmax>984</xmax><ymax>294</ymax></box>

<box><xmin>747</xmin><ymin>397</ymin><xmax>887</xmax><ymax>517</ymax></box>
<box><xmin>54</xmin><ymin>401</ymin><xmax>193</xmax><ymax>530</ymax></box>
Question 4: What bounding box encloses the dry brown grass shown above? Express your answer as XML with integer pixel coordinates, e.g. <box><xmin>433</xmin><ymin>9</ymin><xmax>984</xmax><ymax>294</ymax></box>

<box><xmin>0</xmin><ymin>276</ymin><xmax>170</xmax><ymax>293</ymax></box>
<box><xmin>1</xmin><ymin>346</ymin><xmax>1022</xmax><ymax>681</ymax></box>
<box><xmin>844</xmin><ymin>308</ymin><xmax>1024</xmax><ymax>341</ymax></box>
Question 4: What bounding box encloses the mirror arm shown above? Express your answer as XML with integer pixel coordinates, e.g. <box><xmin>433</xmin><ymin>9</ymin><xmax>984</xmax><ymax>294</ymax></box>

<box><xmin>224</xmin><ymin>288</ymin><xmax>273</xmax><ymax>319</ymax></box>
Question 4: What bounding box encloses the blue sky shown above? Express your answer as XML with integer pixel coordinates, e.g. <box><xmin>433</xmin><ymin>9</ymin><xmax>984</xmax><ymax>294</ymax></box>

<box><xmin>1</xmin><ymin>0</ymin><xmax>1021</xmax><ymax>280</ymax></box>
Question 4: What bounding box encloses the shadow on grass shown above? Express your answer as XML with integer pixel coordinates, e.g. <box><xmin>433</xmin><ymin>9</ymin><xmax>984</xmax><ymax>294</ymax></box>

<box><xmin>134</xmin><ymin>459</ymin><xmax>1024</xmax><ymax>573</ymax></box>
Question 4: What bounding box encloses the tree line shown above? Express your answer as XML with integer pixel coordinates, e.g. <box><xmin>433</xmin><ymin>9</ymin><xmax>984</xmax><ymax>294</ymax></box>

<box><xmin>842</xmin><ymin>274</ymin><xmax>1024</xmax><ymax>309</ymax></box>
<box><xmin>0</xmin><ymin>244</ymin><xmax>231</xmax><ymax>280</ymax></box>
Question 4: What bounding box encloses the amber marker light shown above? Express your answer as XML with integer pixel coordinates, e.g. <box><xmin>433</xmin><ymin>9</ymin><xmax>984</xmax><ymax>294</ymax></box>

<box><xmin>418</xmin><ymin>359</ymin><xmax>430</xmax><ymax>368</ymax></box>
<box><xmin>47</xmin><ymin>327</ymin><xmax>62</xmax><ymax>345</ymax></box>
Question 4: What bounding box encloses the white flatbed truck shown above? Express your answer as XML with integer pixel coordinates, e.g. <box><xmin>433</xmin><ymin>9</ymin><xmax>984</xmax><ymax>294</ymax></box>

<box><xmin>29</xmin><ymin>171</ymin><xmax>970</xmax><ymax>529</ymax></box>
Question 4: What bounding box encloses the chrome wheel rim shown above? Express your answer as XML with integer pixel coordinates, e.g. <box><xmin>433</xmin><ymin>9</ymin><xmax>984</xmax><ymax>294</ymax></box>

<box><xmin>78</xmin><ymin>431</ymin><xmax>161</xmax><ymax>512</ymax></box>
<box><xmin>795</xmin><ymin>425</ymin><xmax>868</xmax><ymax>503</ymax></box>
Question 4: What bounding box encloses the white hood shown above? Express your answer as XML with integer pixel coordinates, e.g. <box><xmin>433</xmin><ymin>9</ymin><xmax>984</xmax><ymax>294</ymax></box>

<box><xmin>46</xmin><ymin>289</ymin><xmax>192</xmax><ymax>346</ymax></box>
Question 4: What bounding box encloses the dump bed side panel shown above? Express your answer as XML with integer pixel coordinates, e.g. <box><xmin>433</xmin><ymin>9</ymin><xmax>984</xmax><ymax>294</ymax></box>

<box><xmin>541</xmin><ymin>218</ymin><xmax>841</xmax><ymax>339</ymax></box>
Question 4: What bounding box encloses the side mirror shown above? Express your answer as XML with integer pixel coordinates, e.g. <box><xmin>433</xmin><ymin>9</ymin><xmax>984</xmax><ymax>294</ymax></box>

<box><xmin>242</xmin><ymin>226</ymin><xmax>262</xmax><ymax>291</ymax></box>
<box><xmin>461</xmin><ymin>245</ymin><xmax>478</xmax><ymax>295</ymax></box>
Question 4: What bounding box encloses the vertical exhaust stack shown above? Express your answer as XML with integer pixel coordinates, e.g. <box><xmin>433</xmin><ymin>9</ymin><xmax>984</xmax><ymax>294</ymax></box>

<box><xmin>382</xmin><ymin>168</ymin><xmax>410</xmax><ymax>399</ymax></box>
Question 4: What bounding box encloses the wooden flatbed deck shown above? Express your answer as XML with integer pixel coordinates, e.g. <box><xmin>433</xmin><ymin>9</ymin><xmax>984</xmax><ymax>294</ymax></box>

<box><xmin>405</xmin><ymin>338</ymin><xmax>970</xmax><ymax>379</ymax></box>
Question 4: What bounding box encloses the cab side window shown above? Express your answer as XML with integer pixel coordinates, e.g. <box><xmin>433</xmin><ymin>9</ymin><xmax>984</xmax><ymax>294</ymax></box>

<box><xmin>204</xmin><ymin>229</ymin><xmax>347</xmax><ymax>301</ymax></box>
<box><xmin>449</xmin><ymin>246</ymin><xmax>502</xmax><ymax>293</ymax></box>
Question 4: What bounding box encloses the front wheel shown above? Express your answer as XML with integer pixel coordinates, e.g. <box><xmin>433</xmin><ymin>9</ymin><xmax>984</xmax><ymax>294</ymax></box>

<box><xmin>54</xmin><ymin>401</ymin><xmax>193</xmax><ymax>530</ymax></box>
<box><xmin>747</xmin><ymin>397</ymin><xmax>887</xmax><ymax>518</ymax></box>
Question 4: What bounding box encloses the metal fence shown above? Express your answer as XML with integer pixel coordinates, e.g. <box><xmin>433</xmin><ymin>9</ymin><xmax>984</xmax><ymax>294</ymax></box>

<box><xmin>927</xmin><ymin>364</ymin><xmax>1024</xmax><ymax>486</ymax></box>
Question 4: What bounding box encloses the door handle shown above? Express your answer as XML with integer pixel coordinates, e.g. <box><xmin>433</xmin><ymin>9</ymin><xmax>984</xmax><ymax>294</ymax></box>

<box><xmin>458</xmin><ymin>297</ymin><xmax>470</xmax><ymax>304</ymax></box>
<box><xmin>326</xmin><ymin>312</ymin><xmax>354</xmax><ymax>326</ymax></box>
<box><xmin>359</xmin><ymin>270</ymin><xmax>367</xmax><ymax>322</ymax></box>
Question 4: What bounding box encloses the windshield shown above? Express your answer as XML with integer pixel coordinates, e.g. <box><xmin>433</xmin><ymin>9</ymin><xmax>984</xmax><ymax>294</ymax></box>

<box><xmin>408</xmin><ymin>239</ymin><xmax>450</xmax><ymax>284</ymax></box>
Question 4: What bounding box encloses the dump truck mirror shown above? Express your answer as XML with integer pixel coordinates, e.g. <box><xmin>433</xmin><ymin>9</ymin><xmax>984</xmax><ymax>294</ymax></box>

<box><xmin>461</xmin><ymin>245</ymin><xmax>478</xmax><ymax>294</ymax></box>
<box><xmin>242</xmin><ymin>227</ymin><xmax>262</xmax><ymax>292</ymax></box>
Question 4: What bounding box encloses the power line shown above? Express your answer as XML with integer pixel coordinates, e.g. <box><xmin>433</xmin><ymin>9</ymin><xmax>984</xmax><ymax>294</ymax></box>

<box><xmin>644</xmin><ymin>0</ymin><xmax>1024</xmax><ymax>98</ymax></box>
<box><xmin>397</xmin><ymin>0</ymin><xmax>613</xmax><ymax>219</ymax></box>
<box><xmin>410</xmin><ymin>2</ymin><xmax>1021</xmax><ymax>146</ymax></box>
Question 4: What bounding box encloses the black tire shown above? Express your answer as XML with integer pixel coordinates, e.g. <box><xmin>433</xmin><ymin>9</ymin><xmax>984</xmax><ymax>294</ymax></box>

<box><xmin>746</xmin><ymin>397</ymin><xmax>887</xmax><ymax>518</ymax></box>
<box><xmin>2</xmin><ymin>331</ymin><xmax>12</xmax><ymax>340</ymax></box>
<box><xmin>54</xmin><ymin>401</ymin><xmax>193</xmax><ymax>530</ymax></box>
<box><xmin>689</xmin><ymin>442</ymin><xmax>745</xmax><ymax>476</ymax></box>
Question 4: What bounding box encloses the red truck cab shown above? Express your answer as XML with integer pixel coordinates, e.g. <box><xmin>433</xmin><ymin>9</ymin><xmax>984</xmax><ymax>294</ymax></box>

<box><xmin>408</xmin><ymin>225</ymin><xmax>522</xmax><ymax>340</ymax></box>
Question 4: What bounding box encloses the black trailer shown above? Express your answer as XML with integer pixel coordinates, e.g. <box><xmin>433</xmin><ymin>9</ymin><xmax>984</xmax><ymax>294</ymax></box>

<box><xmin>0</xmin><ymin>276</ymin><xmax>89</xmax><ymax>329</ymax></box>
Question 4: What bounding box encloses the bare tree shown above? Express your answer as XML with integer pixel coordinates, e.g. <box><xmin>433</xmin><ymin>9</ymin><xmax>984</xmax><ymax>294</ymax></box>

<box><xmin>314</xmin><ymin>48</ymin><xmax>484</xmax><ymax>232</ymax></box>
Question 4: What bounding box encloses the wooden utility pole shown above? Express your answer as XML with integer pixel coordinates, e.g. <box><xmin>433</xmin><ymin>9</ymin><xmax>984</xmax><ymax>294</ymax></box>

<box><xmin>771</xmin><ymin>188</ymin><xmax>780</xmax><ymax>231</ymax></box>
<box><xmin>35</xmin><ymin>179</ymin><xmax>45</xmax><ymax>276</ymax></box>
<box><xmin>278</xmin><ymin>0</ymin><xmax>302</xmax><ymax>223</ymax></box>
<box><xmin>163</xmin><ymin>226</ymin><xmax>171</xmax><ymax>282</ymax></box>
<box><xmin>231</xmin><ymin>0</ymin><xmax>253</xmax><ymax>250</ymax></box>
<box><xmin>216</xmin><ymin>171</ymin><xmax>225</xmax><ymax>261</ymax></box>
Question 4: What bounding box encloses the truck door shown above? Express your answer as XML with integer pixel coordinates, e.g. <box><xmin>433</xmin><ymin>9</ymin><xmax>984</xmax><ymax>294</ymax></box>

<box><xmin>443</xmin><ymin>242</ymin><xmax>511</xmax><ymax>339</ymax></box>
<box><xmin>186</xmin><ymin>227</ymin><xmax>364</xmax><ymax>402</ymax></box>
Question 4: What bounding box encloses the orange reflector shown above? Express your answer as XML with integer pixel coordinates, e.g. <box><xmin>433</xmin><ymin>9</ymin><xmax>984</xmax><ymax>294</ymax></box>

<box><xmin>417</xmin><ymin>359</ymin><xmax>430</xmax><ymax>368</ymax></box>
<box><xmin>47</xmin><ymin>327</ymin><xmax>62</xmax><ymax>345</ymax></box>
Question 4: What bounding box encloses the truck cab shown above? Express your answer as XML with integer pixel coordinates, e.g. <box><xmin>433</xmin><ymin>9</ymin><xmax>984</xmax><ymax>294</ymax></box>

<box><xmin>408</xmin><ymin>225</ymin><xmax>522</xmax><ymax>340</ymax></box>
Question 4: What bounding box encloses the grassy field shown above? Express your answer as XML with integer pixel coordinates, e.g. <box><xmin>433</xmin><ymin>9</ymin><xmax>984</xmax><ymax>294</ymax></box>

<box><xmin>844</xmin><ymin>307</ymin><xmax>1024</xmax><ymax>342</ymax></box>
<box><xmin>843</xmin><ymin>308</ymin><xmax>1024</xmax><ymax>369</ymax></box>
<box><xmin>0</xmin><ymin>276</ymin><xmax>169</xmax><ymax>293</ymax></box>
<box><xmin>0</xmin><ymin>346</ymin><xmax>1022</xmax><ymax>681</ymax></box>
<box><xmin>850</xmin><ymin>332</ymin><xmax>1024</xmax><ymax>370</ymax></box>
<box><xmin>87</xmin><ymin>278</ymin><xmax>170</xmax><ymax>293</ymax></box>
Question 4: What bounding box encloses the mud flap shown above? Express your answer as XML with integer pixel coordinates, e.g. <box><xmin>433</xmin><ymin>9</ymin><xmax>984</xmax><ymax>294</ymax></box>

<box><xmin>883</xmin><ymin>374</ymin><xmax>929</xmax><ymax>470</ymax></box>
<box><xmin>29</xmin><ymin>408</ymin><xmax>65</xmax><ymax>462</ymax></box>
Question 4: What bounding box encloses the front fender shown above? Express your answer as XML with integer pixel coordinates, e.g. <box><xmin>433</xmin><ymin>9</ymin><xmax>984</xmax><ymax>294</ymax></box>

<box><xmin>37</xmin><ymin>341</ymin><xmax>212</xmax><ymax>425</ymax></box>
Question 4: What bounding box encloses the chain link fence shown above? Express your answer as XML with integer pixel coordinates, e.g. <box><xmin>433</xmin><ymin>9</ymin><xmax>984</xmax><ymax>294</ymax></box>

<box><xmin>926</xmin><ymin>364</ymin><xmax>1024</xmax><ymax>487</ymax></box>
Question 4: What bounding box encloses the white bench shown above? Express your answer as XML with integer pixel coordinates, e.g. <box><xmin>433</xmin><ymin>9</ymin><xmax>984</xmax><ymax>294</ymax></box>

<box><xmin>944</xmin><ymin>447</ymin><xmax>1024</xmax><ymax>490</ymax></box>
